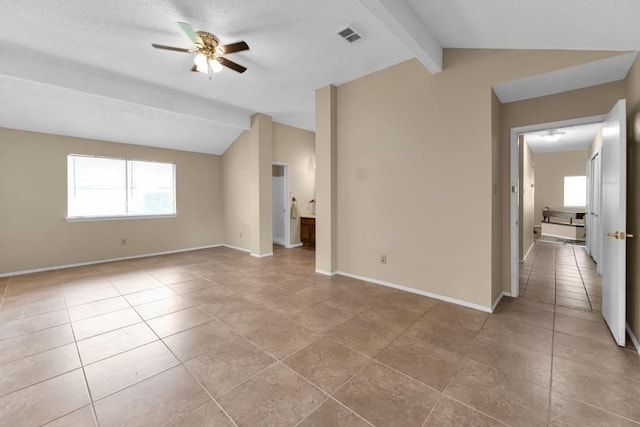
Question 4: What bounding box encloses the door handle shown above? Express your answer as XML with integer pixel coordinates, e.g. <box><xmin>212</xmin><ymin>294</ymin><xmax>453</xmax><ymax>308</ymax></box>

<box><xmin>607</xmin><ymin>231</ymin><xmax>634</xmax><ymax>239</ymax></box>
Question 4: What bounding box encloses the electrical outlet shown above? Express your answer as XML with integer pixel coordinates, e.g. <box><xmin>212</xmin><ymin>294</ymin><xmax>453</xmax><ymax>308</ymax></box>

<box><xmin>121</xmin><ymin>239</ymin><xmax>127</xmax><ymax>245</ymax></box>
<box><xmin>380</xmin><ymin>255</ymin><xmax>387</xmax><ymax>264</ymax></box>
<box><xmin>240</xmin><ymin>231</ymin><xmax>243</xmax><ymax>238</ymax></box>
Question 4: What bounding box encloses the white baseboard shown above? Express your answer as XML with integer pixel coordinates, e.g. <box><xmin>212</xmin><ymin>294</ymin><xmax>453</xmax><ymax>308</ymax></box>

<box><xmin>220</xmin><ymin>244</ymin><xmax>250</xmax><ymax>253</ymax></box>
<box><xmin>315</xmin><ymin>269</ymin><xmax>336</xmax><ymax>276</ymax></box>
<box><xmin>522</xmin><ymin>242</ymin><xmax>535</xmax><ymax>262</ymax></box>
<box><xmin>626</xmin><ymin>323</ymin><xmax>640</xmax><ymax>354</ymax></box>
<box><xmin>335</xmin><ymin>270</ymin><xmax>495</xmax><ymax>313</ymax></box>
<box><xmin>492</xmin><ymin>291</ymin><xmax>510</xmax><ymax>312</ymax></box>
<box><xmin>286</xmin><ymin>243</ymin><xmax>303</xmax><ymax>249</ymax></box>
<box><xmin>0</xmin><ymin>244</ymin><xmax>225</xmax><ymax>278</ymax></box>
<box><xmin>250</xmin><ymin>252</ymin><xmax>273</xmax><ymax>258</ymax></box>
<box><xmin>541</xmin><ymin>233</ymin><xmax>585</xmax><ymax>242</ymax></box>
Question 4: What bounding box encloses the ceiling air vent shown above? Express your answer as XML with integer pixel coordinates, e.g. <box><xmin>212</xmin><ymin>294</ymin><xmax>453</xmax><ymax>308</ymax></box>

<box><xmin>337</xmin><ymin>26</ymin><xmax>362</xmax><ymax>43</ymax></box>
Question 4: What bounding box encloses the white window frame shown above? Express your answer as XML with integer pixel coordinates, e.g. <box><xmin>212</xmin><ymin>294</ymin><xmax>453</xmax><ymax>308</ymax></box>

<box><xmin>66</xmin><ymin>154</ymin><xmax>177</xmax><ymax>221</ymax></box>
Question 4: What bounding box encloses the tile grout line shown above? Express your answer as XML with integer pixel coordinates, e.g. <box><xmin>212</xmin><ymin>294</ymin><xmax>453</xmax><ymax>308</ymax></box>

<box><xmin>437</xmin><ymin>393</ymin><xmax>513</xmax><ymax>426</ymax></box>
<box><xmin>59</xmin><ymin>288</ymin><xmax>100</xmax><ymax>427</ymax></box>
<box><xmin>105</xmin><ymin>276</ymin><xmax>220</xmax><ymax>426</ymax></box>
<box><xmin>170</xmin><ymin>281</ymin><xmax>392</xmax><ymax>425</ymax></box>
<box><xmin>0</xmin><ymin>329</ymin><xmax>75</xmax><ymax>368</ymax></box>
<box><xmin>571</xmin><ymin>244</ymin><xmax>594</xmax><ymax>311</ymax></box>
<box><xmin>550</xmin><ymin>388</ymin><xmax>640</xmax><ymax>425</ymax></box>
<box><xmin>287</xmin><ymin>357</ymin><xmax>375</xmax><ymax>427</ymax></box>
<box><xmin>5</xmin><ymin>251</ymin><xmax>523</xmax><ymax>427</ymax></box>
<box><xmin>546</xmin><ymin>246</ymin><xmax>558</xmax><ymax>427</ymax></box>
<box><xmin>111</xmin><ymin>275</ymin><xmax>241</xmax><ymax>427</ymax></box>
<box><xmin>291</xmin><ymin>395</ymin><xmax>331</xmax><ymax>427</ymax></box>
<box><xmin>80</xmin><ymin>273</ymin><xmax>237</xmax><ymax>427</ymax></box>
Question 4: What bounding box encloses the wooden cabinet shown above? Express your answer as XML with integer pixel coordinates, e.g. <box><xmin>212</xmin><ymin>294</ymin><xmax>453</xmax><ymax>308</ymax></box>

<box><xmin>300</xmin><ymin>217</ymin><xmax>315</xmax><ymax>248</ymax></box>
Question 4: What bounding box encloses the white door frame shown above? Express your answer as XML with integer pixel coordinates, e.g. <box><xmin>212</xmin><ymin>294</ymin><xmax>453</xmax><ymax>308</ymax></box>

<box><xmin>509</xmin><ymin>114</ymin><xmax>606</xmax><ymax>297</ymax></box>
<box><xmin>272</xmin><ymin>162</ymin><xmax>291</xmax><ymax>248</ymax></box>
<box><xmin>586</xmin><ymin>148</ymin><xmax>602</xmax><ymax>271</ymax></box>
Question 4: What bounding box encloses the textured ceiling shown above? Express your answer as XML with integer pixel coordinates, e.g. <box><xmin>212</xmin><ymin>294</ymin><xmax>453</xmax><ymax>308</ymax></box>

<box><xmin>524</xmin><ymin>123</ymin><xmax>602</xmax><ymax>154</ymax></box>
<box><xmin>407</xmin><ymin>0</ymin><xmax>640</xmax><ymax>50</ymax></box>
<box><xmin>0</xmin><ymin>0</ymin><xmax>413</xmax><ymax>148</ymax></box>
<box><xmin>0</xmin><ymin>0</ymin><xmax>638</xmax><ymax>154</ymax></box>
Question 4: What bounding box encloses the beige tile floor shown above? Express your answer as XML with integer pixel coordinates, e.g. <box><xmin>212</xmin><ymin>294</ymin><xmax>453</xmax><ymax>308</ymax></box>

<box><xmin>520</xmin><ymin>240</ymin><xmax>601</xmax><ymax>311</ymax></box>
<box><xmin>0</xmin><ymin>245</ymin><xmax>639</xmax><ymax>426</ymax></box>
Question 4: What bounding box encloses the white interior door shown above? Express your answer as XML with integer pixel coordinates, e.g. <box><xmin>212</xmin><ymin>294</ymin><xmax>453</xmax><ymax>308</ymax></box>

<box><xmin>272</xmin><ymin>176</ymin><xmax>285</xmax><ymax>244</ymax></box>
<box><xmin>601</xmin><ymin>99</ymin><xmax>627</xmax><ymax>346</ymax></box>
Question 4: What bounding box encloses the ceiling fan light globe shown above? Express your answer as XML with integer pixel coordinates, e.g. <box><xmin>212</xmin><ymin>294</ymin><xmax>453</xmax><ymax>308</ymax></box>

<box><xmin>194</xmin><ymin>53</ymin><xmax>209</xmax><ymax>73</ymax></box>
<box><xmin>211</xmin><ymin>59</ymin><xmax>223</xmax><ymax>73</ymax></box>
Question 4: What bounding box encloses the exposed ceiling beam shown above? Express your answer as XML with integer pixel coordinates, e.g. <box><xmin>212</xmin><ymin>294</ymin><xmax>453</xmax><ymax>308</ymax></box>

<box><xmin>0</xmin><ymin>42</ymin><xmax>251</xmax><ymax>130</ymax></box>
<box><xmin>493</xmin><ymin>52</ymin><xmax>637</xmax><ymax>103</ymax></box>
<box><xmin>357</xmin><ymin>0</ymin><xmax>442</xmax><ymax>74</ymax></box>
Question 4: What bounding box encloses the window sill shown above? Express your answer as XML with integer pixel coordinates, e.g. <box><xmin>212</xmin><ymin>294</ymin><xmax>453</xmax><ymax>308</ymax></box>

<box><xmin>65</xmin><ymin>214</ymin><xmax>178</xmax><ymax>222</ymax></box>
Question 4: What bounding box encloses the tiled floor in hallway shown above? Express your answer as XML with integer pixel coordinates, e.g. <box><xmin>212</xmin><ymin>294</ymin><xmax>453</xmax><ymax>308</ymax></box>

<box><xmin>0</xmin><ymin>245</ymin><xmax>639</xmax><ymax>426</ymax></box>
<box><xmin>519</xmin><ymin>240</ymin><xmax>602</xmax><ymax>311</ymax></box>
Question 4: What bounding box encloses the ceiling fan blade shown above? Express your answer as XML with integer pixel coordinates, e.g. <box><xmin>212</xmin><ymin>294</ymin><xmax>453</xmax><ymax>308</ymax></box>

<box><xmin>219</xmin><ymin>57</ymin><xmax>247</xmax><ymax>73</ymax></box>
<box><xmin>152</xmin><ymin>43</ymin><xmax>192</xmax><ymax>53</ymax></box>
<box><xmin>219</xmin><ymin>41</ymin><xmax>249</xmax><ymax>54</ymax></box>
<box><xmin>177</xmin><ymin>22</ymin><xmax>203</xmax><ymax>46</ymax></box>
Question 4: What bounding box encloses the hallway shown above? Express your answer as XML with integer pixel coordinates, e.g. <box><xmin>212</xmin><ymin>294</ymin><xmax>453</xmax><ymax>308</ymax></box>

<box><xmin>519</xmin><ymin>240</ymin><xmax>601</xmax><ymax>311</ymax></box>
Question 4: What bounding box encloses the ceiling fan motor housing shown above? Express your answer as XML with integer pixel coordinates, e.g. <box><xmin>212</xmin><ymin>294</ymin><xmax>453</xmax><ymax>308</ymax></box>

<box><xmin>197</xmin><ymin>31</ymin><xmax>221</xmax><ymax>59</ymax></box>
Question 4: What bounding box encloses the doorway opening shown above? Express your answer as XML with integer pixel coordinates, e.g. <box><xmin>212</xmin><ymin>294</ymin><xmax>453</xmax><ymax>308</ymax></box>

<box><xmin>509</xmin><ymin>114</ymin><xmax>606</xmax><ymax>297</ymax></box>
<box><xmin>510</xmin><ymin>100</ymin><xmax>629</xmax><ymax>347</ymax></box>
<box><xmin>515</xmin><ymin>120</ymin><xmax>604</xmax><ymax>311</ymax></box>
<box><xmin>272</xmin><ymin>163</ymin><xmax>290</xmax><ymax>248</ymax></box>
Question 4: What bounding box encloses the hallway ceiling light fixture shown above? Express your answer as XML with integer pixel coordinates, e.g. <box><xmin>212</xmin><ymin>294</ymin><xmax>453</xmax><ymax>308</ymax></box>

<box><xmin>541</xmin><ymin>130</ymin><xmax>566</xmax><ymax>142</ymax></box>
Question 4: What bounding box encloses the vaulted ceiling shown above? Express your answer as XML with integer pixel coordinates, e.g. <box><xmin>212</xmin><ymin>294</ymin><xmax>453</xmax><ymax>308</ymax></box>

<box><xmin>1</xmin><ymin>0</ymin><xmax>638</xmax><ymax>154</ymax></box>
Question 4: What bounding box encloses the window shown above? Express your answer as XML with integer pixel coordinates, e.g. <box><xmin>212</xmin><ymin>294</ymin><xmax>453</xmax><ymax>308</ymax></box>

<box><xmin>67</xmin><ymin>154</ymin><xmax>176</xmax><ymax>219</ymax></box>
<box><xmin>564</xmin><ymin>175</ymin><xmax>586</xmax><ymax>207</ymax></box>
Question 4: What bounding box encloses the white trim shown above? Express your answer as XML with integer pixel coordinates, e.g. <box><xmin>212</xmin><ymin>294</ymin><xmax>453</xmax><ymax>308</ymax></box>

<box><xmin>66</xmin><ymin>214</ymin><xmax>178</xmax><ymax>222</ymax></box>
<box><xmin>250</xmin><ymin>252</ymin><xmax>273</xmax><ymax>258</ymax></box>
<box><xmin>0</xmin><ymin>244</ymin><xmax>224</xmax><ymax>278</ymax></box>
<box><xmin>540</xmin><ymin>232</ymin><xmax>585</xmax><ymax>241</ymax></box>
<box><xmin>335</xmin><ymin>270</ymin><xmax>494</xmax><ymax>313</ymax></box>
<box><xmin>492</xmin><ymin>291</ymin><xmax>510</xmax><ymax>312</ymax></box>
<box><xmin>286</xmin><ymin>243</ymin><xmax>303</xmax><ymax>249</ymax></box>
<box><xmin>626</xmin><ymin>323</ymin><xmax>640</xmax><ymax>354</ymax></box>
<box><xmin>510</xmin><ymin>128</ymin><xmax>519</xmax><ymax>298</ymax></box>
<box><xmin>315</xmin><ymin>269</ymin><xmax>336</xmax><ymax>276</ymax></box>
<box><xmin>510</xmin><ymin>114</ymin><xmax>606</xmax><ymax>298</ymax></box>
<box><xmin>522</xmin><ymin>241</ymin><xmax>535</xmax><ymax>262</ymax></box>
<box><xmin>220</xmin><ymin>244</ymin><xmax>250</xmax><ymax>253</ymax></box>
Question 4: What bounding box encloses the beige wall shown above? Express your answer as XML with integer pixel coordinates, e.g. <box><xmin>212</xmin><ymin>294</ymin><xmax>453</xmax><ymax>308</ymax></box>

<box><xmin>500</xmin><ymin>80</ymin><xmax>626</xmax><ymax>293</ymax></box>
<box><xmin>272</xmin><ymin>122</ymin><xmax>316</xmax><ymax>246</ymax></box>
<box><xmin>625</xmin><ymin>55</ymin><xmax>640</xmax><ymax>342</ymax></box>
<box><xmin>0</xmin><ymin>128</ymin><xmax>224</xmax><ymax>275</ymax></box>
<box><xmin>520</xmin><ymin>137</ymin><xmax>535</xmax><ymax>259</ymax></box>
<box><xmin>252</xmin><ymin>114</ymin><xmax>273</xmax><ymax>256</ymax></box>
<box><xmin>316</xmin><ymin>85</ymin><xmax>338</xmax><ymax>274</ymax></box>
<box><xmin>222</xmin><ymin>128</ymin><xmax>252</xmax><ymax>250</ymax></box>
<box><xmin>223</xmin><ymin>119</ymin><xmax>315</xmax><ymax>251</ymax></box>
<box><xmin>331</xmin><ymin>49</ymin><xmax>620</xmax><ymax>308</ymax></box>
<box><xmin>533</xmin><ymin>149</ymin><xmax>589</xmax><ymax>225</ymax></box>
